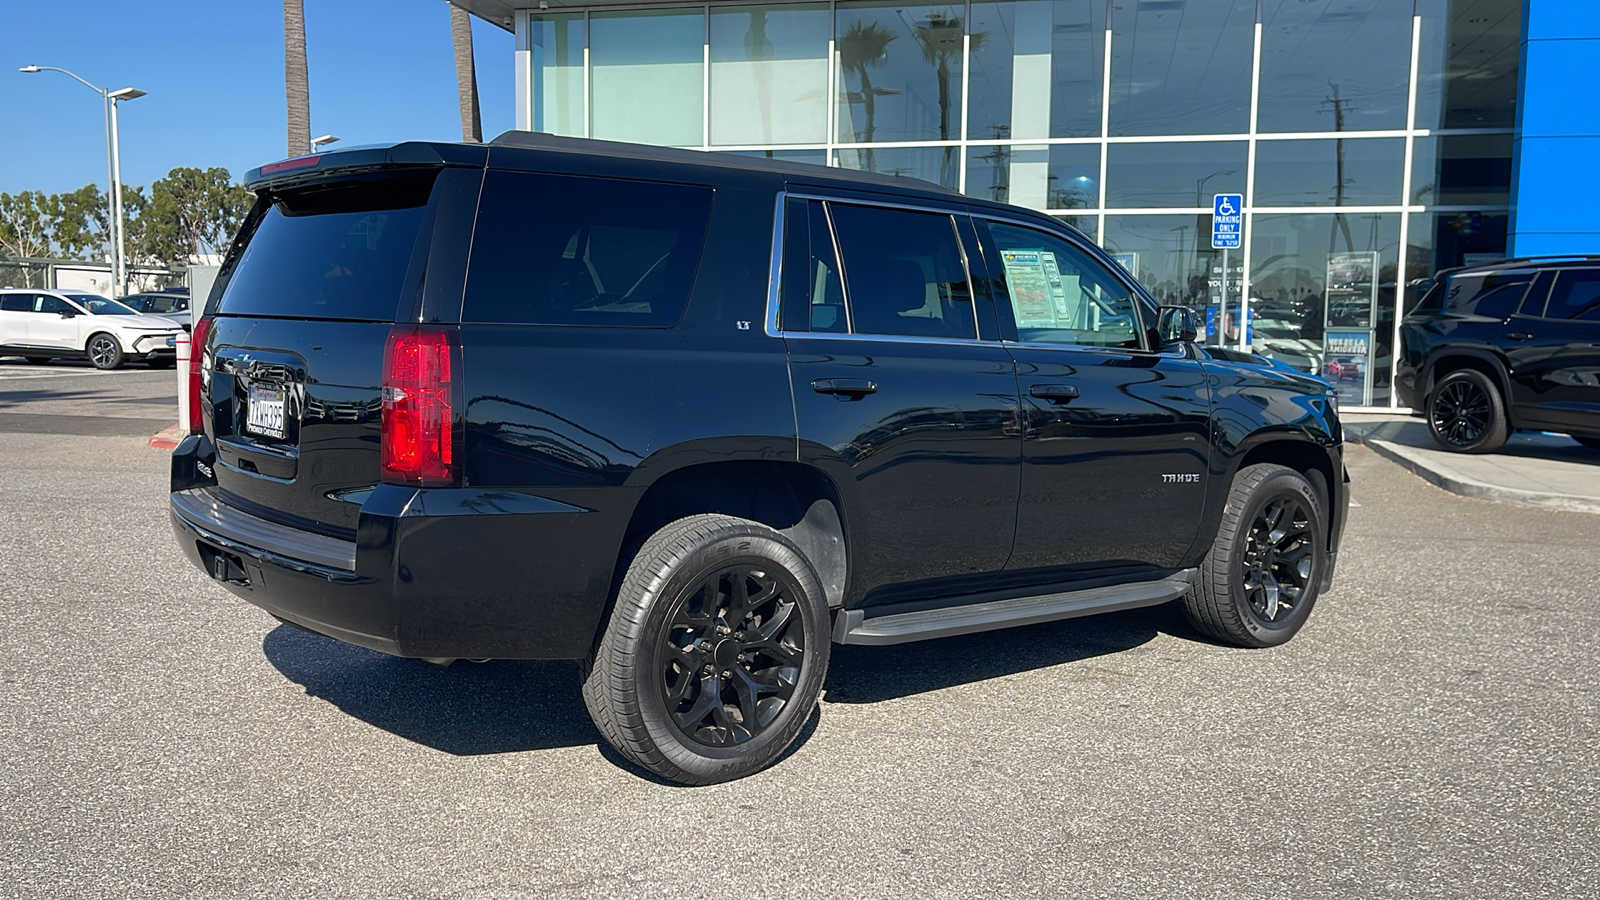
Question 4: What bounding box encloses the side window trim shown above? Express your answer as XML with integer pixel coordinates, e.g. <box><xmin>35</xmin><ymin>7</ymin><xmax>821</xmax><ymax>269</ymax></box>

<box><xmin>977</xmin><ymin>215</ymin><xmax>1155</xmax><ymax>353</ymax></box>
<box><xmin>819</xmin><ymin>201</ymin><xmax>854</xmax><ymax>334</ymax></box>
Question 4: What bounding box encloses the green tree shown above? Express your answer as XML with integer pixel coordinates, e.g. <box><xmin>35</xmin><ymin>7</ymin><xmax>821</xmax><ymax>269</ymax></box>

<box><xmin>48</xmin><ymin>184</ymin><xmax>110</xmax><ymax>262</ymax></box>
<box><xmin>0</xmin><ymin>191</ymin><xmax>55</xmax><ymax>286</ymax></box>
<box><xmin>136</xmin><ymin>168</ymin><xmax>254</xmax><ymax>265</ymax></box>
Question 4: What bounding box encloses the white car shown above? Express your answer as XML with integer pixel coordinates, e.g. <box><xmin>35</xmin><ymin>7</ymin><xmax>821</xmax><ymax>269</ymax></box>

<box><xmin>0</xmin><ymin>288</ymin><xmax>186</xmax><ymax>369</ymax></box>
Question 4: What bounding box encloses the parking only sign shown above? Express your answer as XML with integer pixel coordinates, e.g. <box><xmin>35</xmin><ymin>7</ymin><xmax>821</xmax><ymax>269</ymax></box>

<box><xmin>1212</xmin><ymin>193</ymin><xmax>1243</xmax><ymax>249</ymax></box>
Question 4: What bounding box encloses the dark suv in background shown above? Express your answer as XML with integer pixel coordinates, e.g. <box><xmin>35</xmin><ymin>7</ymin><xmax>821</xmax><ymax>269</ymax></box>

<box><xmin>170</xmin><ymin>134</ymin><xmax>1347</xmax><ymax>784</ymax></box>
<box><xmin>1397</xmin><ymin>257</ymin><xmax>1600</xmax><ymax>453</ymax></box>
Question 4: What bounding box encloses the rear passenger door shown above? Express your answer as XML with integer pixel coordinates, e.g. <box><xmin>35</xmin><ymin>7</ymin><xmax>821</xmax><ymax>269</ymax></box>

<box><xmin>973</xmin><ymin>217</ymin><xmax>1212</xmax><ymax>587</ymax></box>
<box><xmin>0</xmin><ymin>294</ymin><xmax>36</xmax><ymax>345</ymax></box>
<box><xmin>1503</xmin><ymin>267</ymin><xmax>1600</xmax><ymax>431</ymax></box>
<box><xmin>782</xmin><ymin>196</ymin><xmax>1020</xmax><ymax>608</ymax></box>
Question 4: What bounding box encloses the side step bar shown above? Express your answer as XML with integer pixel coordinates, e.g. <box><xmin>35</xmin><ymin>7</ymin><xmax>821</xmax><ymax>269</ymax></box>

<box><xmin>833</xmin><ymin>577</ymin><xmax>1192</xmax><ymax>646</ymax></box>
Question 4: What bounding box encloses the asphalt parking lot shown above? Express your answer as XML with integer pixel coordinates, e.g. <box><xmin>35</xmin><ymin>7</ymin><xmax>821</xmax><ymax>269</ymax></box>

<box><xmin>2</xmin><ymin>363</ymin><xmax>1597</xmax><ymax>899</ymax></box>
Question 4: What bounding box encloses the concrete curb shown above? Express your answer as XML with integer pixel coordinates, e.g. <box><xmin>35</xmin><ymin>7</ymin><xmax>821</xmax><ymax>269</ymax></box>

<box><xmin>1348</xmin><ymin>433</ymin><xmax>1600</xmax><ymax>515</ymax></box>
<box><xmin>147</xmin><ymin>423</ymin><xmax>184</xmax><ymax>450</ymax></box>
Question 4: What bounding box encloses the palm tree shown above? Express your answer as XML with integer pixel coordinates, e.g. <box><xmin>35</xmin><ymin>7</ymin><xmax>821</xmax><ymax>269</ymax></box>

<box><xmin>912</xmin><ymin>11</ymin><xmax>981</xmax><ymax>188</ymax></box>
<box><xmin>837</xmin><ymin>20</ymin><xmax>897</xmax><ymax>171</ymax></box>
<box><xmin>283</xmin><ymin>0</ymin><xmax>310</xmax><ymax>156</ymax></box>
<box><xmin>450</xmin><ymin>3</ymin><xmax>482</xmax><ymax>142</ymax></box>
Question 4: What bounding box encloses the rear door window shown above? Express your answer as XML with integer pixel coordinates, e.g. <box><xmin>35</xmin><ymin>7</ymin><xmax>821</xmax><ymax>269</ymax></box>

<box><xmin>826</xmin><ymin>203</ymin><xmax>976</xmax><ymax>340</ymax></box>
<box><xmin>1442</xmin><ymin>270</ymin><xmax>1534</xmax><ymax>319</ymax></box>
<box><xmin>216</xmin><ymin>173</ymin><xmax>437</xmax><ymax>321</ymax></box>
<box><xmin>463</xmin><ymin>170</ymin><xmax>714</xmax><ymax>327</ymax></box>
<box><xmin>0</xmin><ymin>295</ymin><xmax>32</xmax><ymax>313</ymax></box>
<box><xmin>1544</xmin><ymin>269</ymin><xmax>1600</xmax><ymax>322</ymax></box>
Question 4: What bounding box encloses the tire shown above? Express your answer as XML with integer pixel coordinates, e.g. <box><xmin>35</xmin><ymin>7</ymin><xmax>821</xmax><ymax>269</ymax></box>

<box><xmin>1426</xmin><ymin>368</ymin><xmax>1508</xmax><ymax>454</ymax></box>
<box><xmin>23</xmin><ymin>357</ymin><xmax>50</xmax><ymax>365</ymax></box>
<box><xmin>1573</xmin><ymin>436</ymin><xmax>1600</xmax><ymax>450</ymax></box>
<box><xmin>581</xmin><ymin>514</ymin><xmax>831</xmax><ymax>785</ymax></box>
<box><xmin>1183</xmin><ymin>464</ymin><xmax>1326</xmax><ymax>649</ymax></box>
<box><xmin>86</xmin><ymin>333</ymin><xmax>125</xmax><ymax>370</ymax></box>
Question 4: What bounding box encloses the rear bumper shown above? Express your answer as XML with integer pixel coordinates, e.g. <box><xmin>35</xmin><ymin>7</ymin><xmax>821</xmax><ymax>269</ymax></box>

<box><xmin>169</xmin><ymin>435</ymin><xmax>627</xmax><ymax>660</ymax></box>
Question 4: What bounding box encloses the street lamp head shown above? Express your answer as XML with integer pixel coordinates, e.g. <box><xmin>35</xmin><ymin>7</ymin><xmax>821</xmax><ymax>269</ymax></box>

<box><xmin>19</xmin><ymin>65</ymin><xmax>41</xmax><ymax>73</ymax></box>
<box><xmin>108</xmin><ymin>87</ymin><xmax>146</xmax><ymax>101</ymax></box>
<box><xmin>310</xmin><ymin>134</ymin><xmax>340</xmax><ymax>150</ymax></box>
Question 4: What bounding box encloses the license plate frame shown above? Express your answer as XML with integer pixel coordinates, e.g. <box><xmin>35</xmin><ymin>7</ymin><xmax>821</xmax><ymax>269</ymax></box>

<box><xmin>246</xmin><ymin>384</ymin><xmax>287</xmax><ymax>439</ymax></box>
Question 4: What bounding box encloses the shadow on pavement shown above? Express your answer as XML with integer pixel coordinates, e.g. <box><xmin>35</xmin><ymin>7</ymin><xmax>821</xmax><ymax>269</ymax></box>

<box><xmin>824</xmin><ymin>602</ymin><xmax>1177</xmax><ymax>704</ymax></box>
<box><xmin>262</xmin><ymin>602</ymin><xmax>1194</xmax><ymax>757</ymax></box>
<box><xmin>263</xmin><ymin>625</ymin><xmax>597</xmax><ymax>755</ymax></box>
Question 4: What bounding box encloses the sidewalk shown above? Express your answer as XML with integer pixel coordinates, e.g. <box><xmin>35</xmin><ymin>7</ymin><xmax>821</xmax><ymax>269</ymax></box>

<box><xmin>1343</xmin><ymin>413</ymin><xmax>1600</xmax><ymax>514</ymax></box>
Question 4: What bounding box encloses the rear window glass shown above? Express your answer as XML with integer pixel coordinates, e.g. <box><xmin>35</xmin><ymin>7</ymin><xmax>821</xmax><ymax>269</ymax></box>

<box><xmin>1443</xmin><ymin>271</ymin><xmax>1532</xmax><ymax>320</ymax></box>
<box><xmin>463</xmin><ymin>170</ymin><xmax>713</xmax><ymax>327</ymax></box>
<box><xmin>216</xmin><ymin>174</ymin><xmax>435</xmax><ymax>321</ymax></box>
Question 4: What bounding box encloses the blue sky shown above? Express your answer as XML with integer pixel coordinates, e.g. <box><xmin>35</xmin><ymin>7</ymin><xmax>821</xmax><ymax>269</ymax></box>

<box><xmin>0</xmin><ymin>1</ymin><xmax>513</xmax><ymax>195</ymax></box>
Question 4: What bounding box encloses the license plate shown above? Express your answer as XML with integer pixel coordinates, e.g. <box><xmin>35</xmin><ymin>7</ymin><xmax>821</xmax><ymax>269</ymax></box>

<box><xmin>246</xmin><ymin>384</ymin><xmax>286</xmax><ymax>439</ymax></box>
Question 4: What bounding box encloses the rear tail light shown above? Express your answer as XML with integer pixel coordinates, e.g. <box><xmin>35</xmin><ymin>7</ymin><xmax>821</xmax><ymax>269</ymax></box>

<box><xmin>187</xmin><ymin>316</ymin><xmax>213</xmax><ymax>434</ymax></box>
<box><xmin>381</xmin><ymin>326</ymin><xmax>461</xmax><ymax>487</ymax></box>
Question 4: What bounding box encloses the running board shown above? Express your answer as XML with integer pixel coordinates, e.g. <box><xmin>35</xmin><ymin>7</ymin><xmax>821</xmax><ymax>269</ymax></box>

<box><xmin>833</xmin><ymin>577</ymin><xmax>1192</xmax><ymax>646</ymax></box>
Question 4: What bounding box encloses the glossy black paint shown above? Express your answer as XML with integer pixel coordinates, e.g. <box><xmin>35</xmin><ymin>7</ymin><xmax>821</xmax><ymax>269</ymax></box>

<box><xmin>1397</xmin><ymin>259</ymin><xmax>1600</xmax><ymax>439</ymax></box>
<box><xmin>174</xmin><ymin>134</ymin><xmax>1348</xmax><ymax>661</ymax></box>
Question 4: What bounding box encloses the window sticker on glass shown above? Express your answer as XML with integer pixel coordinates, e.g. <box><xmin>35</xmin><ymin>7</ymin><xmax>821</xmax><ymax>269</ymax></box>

<box><xmin>1000</xmin><ymin>249</ymin><xmax>1062</xmax><ymax>328</ymax></box>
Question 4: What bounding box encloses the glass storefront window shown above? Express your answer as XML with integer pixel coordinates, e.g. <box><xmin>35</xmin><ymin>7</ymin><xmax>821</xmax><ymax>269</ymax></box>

<box><xmin>1054</xmin><ymin>215</ymin><xmax>1097</xmax><ymax>244</ymax></box>
<box><xmin>1410</xmin><ymin>134</ymin><xmax>1514</xmax><ymax>206</ymax></box>
<box><xmin>590</xmin><ymin>8</ymin><xmax>704</xmax><ymax>147</ymax></box>
<box><xmin>1108</xmin><ymin>0</ymin><xmax>1254</xmax><ymax>136</ymax></box>
<box><xmin>836</xmin><ymin>2</ymin><xmax>968</xmax><ymax>148</ymax></box>
<box><xmin>1105</xmin><ymin>142</ymin><xmax>1247</xmax><ymax>209</ymax></box>
<box><xmin>966</xmin><ymin>0</ymin><xmax>1105</xmax><ymax>141</ymax></box>
<box><xmin>1415</xmin><ymin>0</ymin><xmax>1522</xmax><ymax>129</ymax></box>
<box><xmin>965</xmin><ymin>143</ymin><xmax>1098</xmax><ymax>208</ymax></box>
<box><xmin>1257</xmin><ymin>0</ymin><xmax>1412</xmax><ymax>134</ymax></box>
<box><xmin>835</xmin><ymin>146</ymin><xmax>961</xmax><ymax>191</ymax></box>
<box><xmin>716</xmin><ymin>149</ymin><xmax>830</xmax><ymax>166</ymax></box>
<box><xmin>710</xmin><ymin>4</ymin><xmax>830</xmax><ymax>146</ymax></box>
<box><xmin>530</xmin><ymin>14</ymin><xmax>585</xmax><ymax>138</ymax></box>
<box><xmin>1405</xmin><ymin>211</ymin><xmax>1511</xmax><ymax>283</ymax></box>
<box><xmin>1253</xmin><ymin>138</ymin><xmax>1405</xmax><ymax>207</ymax></box>
<box><xmin>1102</xmin><ymin>214</ymin><xmax>1225</xmax><ymax>309</ymax></box>
<box><xmin>1249</xmin><ymin>213</ymin><xmax>1400</xmax><ymax>404</ymax></box>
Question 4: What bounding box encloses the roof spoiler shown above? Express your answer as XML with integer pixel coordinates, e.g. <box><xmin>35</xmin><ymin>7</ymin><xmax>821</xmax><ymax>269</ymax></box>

<box><xmin>244</xmin><ymin>142</ymin><xmax>489</xmax><ymax>192</ymax></box>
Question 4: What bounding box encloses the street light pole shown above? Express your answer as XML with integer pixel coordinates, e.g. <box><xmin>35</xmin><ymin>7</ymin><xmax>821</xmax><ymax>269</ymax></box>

<box><xmin>18</xmin><ymin>66</ymin><xmax>145</xmax><ymax>296</ymax></box>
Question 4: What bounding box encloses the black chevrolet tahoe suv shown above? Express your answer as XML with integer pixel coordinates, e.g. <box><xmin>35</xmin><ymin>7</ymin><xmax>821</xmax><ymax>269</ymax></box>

<box><xmin>170</xmin><ymin>133</ymin><xmax>1348</xmax><ymax>784</ymax></box>
<box><xmin>1397</xmin><ymin>256</ymin><xmax>1600</xmax><ymax>453</ymax></box>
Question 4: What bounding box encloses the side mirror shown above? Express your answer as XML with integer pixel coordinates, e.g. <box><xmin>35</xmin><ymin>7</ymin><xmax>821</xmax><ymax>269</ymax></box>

<box><xmin>58</xmin><ymin>309</ymin><xmax>78</xmax><ymax>319</ymax></box>
<box><xmin>1156</xmin><ymin>305</ymin><xmax>1198</xmax><ymax>344</ymax></box>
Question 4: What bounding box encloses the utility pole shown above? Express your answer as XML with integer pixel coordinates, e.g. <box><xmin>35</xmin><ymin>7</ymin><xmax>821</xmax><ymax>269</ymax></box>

<box><xmin>1322</xmin><ymin>83</ymin><xmax>1356</xmax><ymax>254</ymax></box>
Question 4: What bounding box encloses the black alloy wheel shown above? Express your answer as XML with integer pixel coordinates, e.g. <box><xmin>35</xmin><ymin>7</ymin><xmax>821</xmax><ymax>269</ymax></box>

<box><xmin>659</xmin><ymin>564</ymin><xmax>805</xmax><ymax>748</ymax></box>
<box><xmin>1183</xmin><ymin>463</ymin><xmax>1324</xmax><ymax>648</ymax></box>
<box><xmin>582</xmin><ymin>514</ymin><xmax>831</xmax><ymax>785</ymax></box>
<box><xmin>1240</xmin><ymin>495</ymin><xmax>1313</xmax><ymax>625</ymax></box>
<box><xmin>87</xmin><ymin>333</ymin><xmax>125</xmax><ymax>370</ymax></box>
<box><xmin>1427</xmin><ymin>369</ymin><xmax>1508</xmax><ymax>454</ymax></box>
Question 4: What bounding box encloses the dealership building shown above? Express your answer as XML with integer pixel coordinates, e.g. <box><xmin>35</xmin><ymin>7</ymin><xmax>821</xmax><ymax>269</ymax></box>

<box><xmin>452</xmin><ymin>0</ymin><xmax>1595</xmax><ymax>408</ymax></box>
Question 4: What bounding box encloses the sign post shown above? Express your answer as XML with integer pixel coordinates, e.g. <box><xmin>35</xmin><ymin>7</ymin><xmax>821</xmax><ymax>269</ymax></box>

<box><xmin>1211</xmin><ymin>193</ymin><xmax>1243</xmax><ymax>348</ymax></box>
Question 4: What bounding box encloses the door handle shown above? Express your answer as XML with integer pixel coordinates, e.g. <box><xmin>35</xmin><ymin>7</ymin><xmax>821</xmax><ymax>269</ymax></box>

<box><xmin>811</xmin><ymin>378</ymin><xmax>878</xmax><ymax>397</ymax></box>
<box><xmin>1505</xmin><ymin>332</ymin><xmax>1533</xmax><ymax>341</ymax></box>
<box><xmin>1029</xmin><ymin>384</ymin><xmax>1080</xmax><ymax>402</ymax></box>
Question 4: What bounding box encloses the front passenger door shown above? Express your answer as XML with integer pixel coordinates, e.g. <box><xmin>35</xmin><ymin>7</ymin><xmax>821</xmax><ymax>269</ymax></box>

<box><xmin>975</xmin><ymin>218</ymin><xmax>1213</xmax><ymax>588</ymax></box>
<box><xmin>30</xmin><ymin>295</ymin><xmax>84</xmax><ymax>351</ymax></box>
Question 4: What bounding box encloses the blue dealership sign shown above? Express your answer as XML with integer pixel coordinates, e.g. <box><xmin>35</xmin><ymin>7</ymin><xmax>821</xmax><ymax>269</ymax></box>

<box><xmin>1212</xmin><ymin>193</ymin><xmax>1242</xmax><ymax>249</ymax></box>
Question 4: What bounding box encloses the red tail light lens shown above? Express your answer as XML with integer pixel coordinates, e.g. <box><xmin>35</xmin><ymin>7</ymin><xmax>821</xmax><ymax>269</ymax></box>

<box><xmin>381</xmin><ymin>326</ymin><xmax>460</xmax><ymax>487</ymax></box>
<box><xmin>188</xmin><ymin>316</ymin><xmax>213</xmax><ymax>434</ymax></box>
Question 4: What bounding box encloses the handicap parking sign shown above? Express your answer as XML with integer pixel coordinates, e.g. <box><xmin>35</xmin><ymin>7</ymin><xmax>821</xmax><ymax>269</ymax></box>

<box><xmin>1212</xmin><ymin>193</ymin><xmax>1242</xmax><ymax>249</ymax></box>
